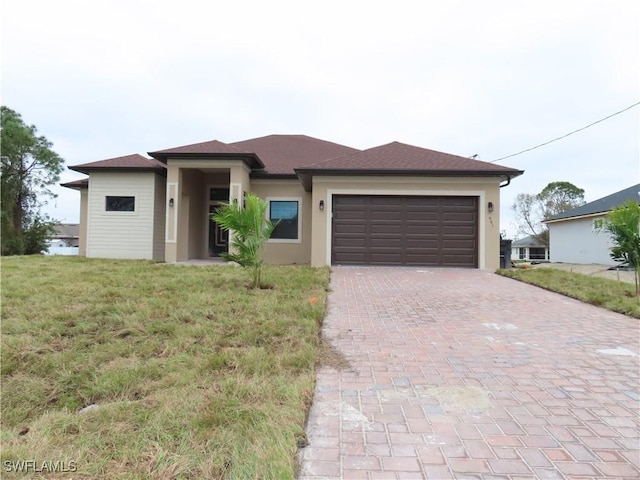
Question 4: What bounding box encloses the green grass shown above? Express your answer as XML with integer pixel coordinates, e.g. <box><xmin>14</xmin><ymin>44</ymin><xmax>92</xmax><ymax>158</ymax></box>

<box><xmin>497</xmin><ymin>267</ymin><xmax>640</xmax><ymax>319</ymax></box>
<box><xmin>1</xmin><ymin>256</ymin><xmax>330</xmax><ymax>479</ymax></box>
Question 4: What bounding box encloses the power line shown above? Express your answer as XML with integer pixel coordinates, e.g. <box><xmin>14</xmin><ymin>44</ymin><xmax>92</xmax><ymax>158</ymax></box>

<box><xmin>489</xmin><ymin>101</ymin><xmax>640</xmax><ymax>163</ymax></box>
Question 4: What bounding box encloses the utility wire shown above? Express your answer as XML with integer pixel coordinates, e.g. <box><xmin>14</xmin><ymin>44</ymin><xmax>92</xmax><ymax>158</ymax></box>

<box><xmin>489</xmin><ymin>101</ymin><xmax>640</xmax><ymax>163</ymax></box>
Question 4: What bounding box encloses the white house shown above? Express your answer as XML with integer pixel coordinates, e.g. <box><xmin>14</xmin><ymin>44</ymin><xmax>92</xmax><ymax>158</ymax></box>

<box><xmin>511</xmin><ymin>235</ymin><xmax>549</xmax><ymax>262</ymax></box>
<box><xmin>543</xmin><ymin>183</ymin><xmax>640</xmax><ymax>265</ymax></box>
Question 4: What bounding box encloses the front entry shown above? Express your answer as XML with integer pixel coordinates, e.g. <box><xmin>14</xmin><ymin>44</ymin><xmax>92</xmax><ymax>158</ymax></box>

<box><xmin>208</xmin><ymin>188</ymin><xmax>230</xmax><ymax>257</ymax></box>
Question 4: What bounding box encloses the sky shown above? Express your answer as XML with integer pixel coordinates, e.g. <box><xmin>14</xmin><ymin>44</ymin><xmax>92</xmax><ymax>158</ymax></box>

<box><xmin>3</xmin><ymin>0</ymin><xmax>639</xmax><ymax>238</ymax></box>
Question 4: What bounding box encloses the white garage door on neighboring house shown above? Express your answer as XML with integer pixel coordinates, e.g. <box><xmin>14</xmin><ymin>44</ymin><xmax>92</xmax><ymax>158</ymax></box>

<box><xmin>331</xmin><ymin>195</ymin><xmax>479</xmax><ymax>267</ymax></box>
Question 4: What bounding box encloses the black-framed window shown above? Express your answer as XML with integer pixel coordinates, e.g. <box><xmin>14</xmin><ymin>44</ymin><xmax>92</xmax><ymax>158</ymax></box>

<box><xmin>106</xmin><ymin>196</ymin><xmax>135</xmax><ymax>212</ymax></box>
<box><xmin>210</xmin><ymin>188</ymin><xmax>230</xmax><ymax>201</ymax></box>
<box><xmin>270</xmin><ymin>200</ymin><xmax>299</xmax><ymax>240</ymax></box>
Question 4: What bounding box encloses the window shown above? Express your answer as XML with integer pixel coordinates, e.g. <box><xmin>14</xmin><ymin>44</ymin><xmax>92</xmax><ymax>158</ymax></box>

<box><xmin>106</xmin><ymin>196</ymin><xmax>135</xmax><ymax>212</ymax></box>
<box><xmin>519</xmin><ymin>247</ymin><xmax>526</xmax><ymax>260</ymax></box>
<box><xmin>269</xmin><ymin>200</ymin><xmax>300</xmax><ymax>241</ymax></box>
<box><xmin>210</xmin><ymin>188</ymin><xmax>230</xmax><ymax>202</ymax></box>
<box><xmin>529</xmin><ymin>247</ymin><xmax>546</xmax><ymax>260</ymax></box>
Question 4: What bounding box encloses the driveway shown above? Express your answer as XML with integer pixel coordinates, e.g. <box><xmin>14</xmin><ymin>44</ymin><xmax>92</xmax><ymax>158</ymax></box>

<box><xmin>298</xmin><ymin>267</ymin><xmax>640</xmax><ymax>479</ymax></box>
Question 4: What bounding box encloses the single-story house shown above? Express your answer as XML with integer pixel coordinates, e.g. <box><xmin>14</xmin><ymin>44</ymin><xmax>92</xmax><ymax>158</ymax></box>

<box><xmin>62</xmin><ymin>135</ymin><xmax>524</xmax><ymax>269</ymax></box>
<box><xmin>44</xmin><ymin>223</ymin><xmax>81</xmax><ymax>256</ymax></box>
<box><xmin>511</xmin><ymin>235</ymin><xmax>549</xmax><ymax>262</ymax></box>
<box><xmin>543</xmin><ymin>183</ymin><xmax>640</xmax><ymax>264</ymax></box>
<box><xmin>51</xmin><ymin>223</ymin><xmax>80</xmax><ymax>247</ymax></box>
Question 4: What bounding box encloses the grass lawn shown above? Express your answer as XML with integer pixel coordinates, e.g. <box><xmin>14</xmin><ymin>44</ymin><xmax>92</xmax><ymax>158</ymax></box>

<box><xmin>1</xmin><ymin>256</ymin><xmax>330</xmax><ymax>479</ymax></box>
<box><xmin>497</xmin><ymin>267</ymin><xmax>640</xmax><ymax>319</ymax></box>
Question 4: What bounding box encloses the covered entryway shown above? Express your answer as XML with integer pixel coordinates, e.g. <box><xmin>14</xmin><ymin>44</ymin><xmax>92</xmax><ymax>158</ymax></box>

<box><xmin>331</xmin><ymin>195</ymin><xmax>478</xmax><ymax>267</ymax></box>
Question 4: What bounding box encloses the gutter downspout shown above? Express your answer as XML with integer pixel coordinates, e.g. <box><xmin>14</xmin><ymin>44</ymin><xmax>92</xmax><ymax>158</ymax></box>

<box><xmin>500</xmin><ymin>176</ymin><xmax>512</xmax><ymax>188</ymax></box>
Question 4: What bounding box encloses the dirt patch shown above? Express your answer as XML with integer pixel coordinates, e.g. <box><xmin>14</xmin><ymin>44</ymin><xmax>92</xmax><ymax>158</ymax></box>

<box><xmin>317</xmin><ymin>338</ymin><xmax>351</xmax><ymax>370</ymax></box>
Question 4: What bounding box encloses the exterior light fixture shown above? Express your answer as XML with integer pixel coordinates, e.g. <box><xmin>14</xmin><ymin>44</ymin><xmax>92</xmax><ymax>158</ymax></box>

<box><xmin>487</xmin><ymin>201</ymin><xmax>494</xmax><ymax>213</ymax></box>
<box><xmin>319</xmin><ymin>200</ymin><xmax>325</xmax><ymax>211</ymax></box>
<box><xmin>169</xmin><ymin>198</ymin><xmax>174</xmax><ymax>207</ymax></box>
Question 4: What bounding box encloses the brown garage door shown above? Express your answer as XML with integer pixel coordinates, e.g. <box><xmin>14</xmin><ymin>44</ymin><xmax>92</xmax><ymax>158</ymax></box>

<box><xmin>332</xmin><ymin>195</ymin><xmax>478</xmax><ymax>267</ymax></box>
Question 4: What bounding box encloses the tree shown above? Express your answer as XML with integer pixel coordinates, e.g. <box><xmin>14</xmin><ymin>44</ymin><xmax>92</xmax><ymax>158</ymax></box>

<box><xmin>212</xmin><ymin>193</ymin><xmax>277</xmax><ymax>289</ymax></box>
<box><xmin>1</xmin><ymin>107</ymin><xmax>64</xmax><ymax>255</ymax></box>
<box><xmin>595</xmin><ymin>200</ymin><xmax>640</xmax><ymax>296</ymax></box>
<box><xmin>538</xmin><ymin>181</ymin><xmax>586</xmax><ymax>218</ymax></box>
<box><xmin>513</xmin><ymin>181</ymin><xmax>585</xmax><ymax>246</ymax></box>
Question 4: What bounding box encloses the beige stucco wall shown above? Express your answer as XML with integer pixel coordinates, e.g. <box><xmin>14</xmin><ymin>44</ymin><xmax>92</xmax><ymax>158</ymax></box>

<box><xmin>308</xmin><ymin>176</ymin><xmax>503</xmax><ymax>269</ymax></box>
<box><xmin>86</xmin><ymin>171</ymin><xmax>161</xmax><ymax>260</ymax></box>
<box><xmin>160</xmin><ymin>163</ymin><xmax>503</xmax><ymax>267</ymax></box>
<box><xmin>164</xmin><ymin>159</ymin><xmax>251</xmax><ymax>262</ymax></box>
<box><xmin>250</xmin><ymin>180</ymin><xmax>312</xmax><ymax>264</ymax></box>
<box><xmin>152</xmin><ymin>174</ymin><xmax>167</xmax><ymax>260</ymax></box>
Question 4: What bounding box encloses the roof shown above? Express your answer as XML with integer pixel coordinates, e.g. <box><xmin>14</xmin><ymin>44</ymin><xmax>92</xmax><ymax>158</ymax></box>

<box><xmin>69</xmin><ymin>154</ymin><xmax>167</xmax><ymax>175</ymax></box>
<box><xmin>61</xmin><ymin>178</ymin><xmax>89</xmax><ymax>189</ymax></box>
<box><xmin>512</xmin><ymin>235</ymin><xmax>546</xmax><ymax>247</ymax></box>
<box><xmin>545</xmin><ymin>183</ymin><xmax>640</xmax><ymax>223</ymax></box>
<box><xmin>295</xmin><ymin>142</ymin><xmax>524</xmax><ymax>190</ymax></box>
<box><xmin>148</xmin><ymin>140</ymin><xmax>264</xmax><ymax>169</ymax></box>
<box><xmin>52</xmin><ymin>223</ymin><xmax>80</xmax><ymax>239</ymax></box>
<box><xmin>231</xmin><ymin>134</ymin><xmax>359</xmax><ymax>175</ymax></box>
<box><xmin>65</xmin><ymin>136</ymin><xmax>524</xmax><ymax>186</ymax></box>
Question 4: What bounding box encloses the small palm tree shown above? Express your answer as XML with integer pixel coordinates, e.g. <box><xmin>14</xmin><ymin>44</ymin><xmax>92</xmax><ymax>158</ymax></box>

<box><xmin>596</xmin><ymin>200</ymin><xmax>640</xmax><ymax>296</ymax></box>
<box><xmin>212</xmin><ymin>193</ymin><xmax>276</xmax><ymax>289</ymax></box>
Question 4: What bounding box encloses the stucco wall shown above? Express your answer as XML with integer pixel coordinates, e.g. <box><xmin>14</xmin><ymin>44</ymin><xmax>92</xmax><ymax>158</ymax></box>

<box><xmin>250</xmin><ymin>180</ymin><xmax>312</xmax><ymax>264</ymax></box>
<box><xmin>152</xmin><ymin>174</ymin><xmax>167</xmax><ymax>260</ymax></box>
<box><xmin>79</xmin><ymin>188</ymin><xmax>88</xmax><ymax>256</ymax></box>
<box><xmin>86</xmin><ymin>171</ymin><xmax>159</xmax><ymax>259</ymax></box>
<box><xmin>548</xmin><ymin>215</ymin><xmax>615</xmax><ymax>264</ymax></box>
<box><xmin>308</xmin><ymin>176</ymin><xmax>503</xmax><ymax>269</ymax></box>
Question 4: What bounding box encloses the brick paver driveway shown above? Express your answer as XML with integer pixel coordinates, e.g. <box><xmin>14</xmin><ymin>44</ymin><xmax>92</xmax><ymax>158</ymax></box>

<box><xmin>298</xmin><ymin>267</ymin><xmax>640</xmax><ymax>479</ymax></box>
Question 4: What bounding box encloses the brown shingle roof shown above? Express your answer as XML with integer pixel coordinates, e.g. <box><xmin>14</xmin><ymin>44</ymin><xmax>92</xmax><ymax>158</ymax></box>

<box><xmin>231</xmin><ymin>134</ymin><xmax>359</xmax><ymax>175</ymax></box>
<box><xmin>149</xmin><ymin>140</ymin><xmax>250</xmax><ymax>156</ymax></box>
<box><xmin>299</xmin><ymin>141</ymin><xmax>523</xmax><ymax>173</ymax></box>
<box><xmin>67</xmin><ymin>138</ymin><xmax>524</xmax><ymax>188</ymax></box>
<box><xmin>69</xmin><ymin>154</ymin><xmax>166</xmax><ymax>174</ymax></box>
<box><xmin>295</xmin><ymin>142</ymin><xmax>524</xmax><ymax>190</ymax></box>
<box><xmin>61</xmin><ymin>178</ymin><xmax>89</xmax><ymax>189</ymax></box>
<box><xmin>148</xmin><ymin>140</ymin><xmax>264</xmax><ymax>169</ymax></box>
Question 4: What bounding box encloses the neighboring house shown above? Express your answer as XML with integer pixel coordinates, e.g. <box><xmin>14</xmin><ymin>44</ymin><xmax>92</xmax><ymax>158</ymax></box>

<box><xmin>51</xmin><ymin>223</ymin><xmax>80</xmax><ymax>247</ymax></box>
<box><xmin>62</xmin><ymin>135</ymin><xmax>524</xmax><ymax>269</ymax></box>
<box><xmin>45</xmin><ymin>223</ymin><xmax>80</xmax><ymax>255</ymax></box>
<box><xmin>511</xmin><ymin>235</ymin><xmax>549</xmax><ymax>262</ymax></box>
<box><xmin>543</xmin><ymin>183</ymin><xmax>640</xmax><ymax>265</ymax></box>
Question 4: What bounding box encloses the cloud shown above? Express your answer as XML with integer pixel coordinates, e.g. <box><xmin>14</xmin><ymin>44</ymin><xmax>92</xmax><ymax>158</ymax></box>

<box><xmin>2</xmin><ymin>0</ymin><xmax>638</xmax><ymax>231</ymax></box>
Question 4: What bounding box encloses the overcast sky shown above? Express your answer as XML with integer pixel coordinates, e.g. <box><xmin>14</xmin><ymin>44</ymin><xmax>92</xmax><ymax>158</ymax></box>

<box><xmin>3</xmin><ymin>0</ymin><xmax>639</xmax><ymax>237</ymax></box>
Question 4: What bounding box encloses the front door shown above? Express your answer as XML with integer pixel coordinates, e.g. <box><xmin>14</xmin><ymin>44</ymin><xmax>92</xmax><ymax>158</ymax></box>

<box><xmin>208</xmin><ymin>188</ymin><xmax>230</xmax><ymax>258</ymax></box>
<box><xmin>209</xmin><ymin>204</ymin><xmax>229</xmax><ymax>257</ymax></box>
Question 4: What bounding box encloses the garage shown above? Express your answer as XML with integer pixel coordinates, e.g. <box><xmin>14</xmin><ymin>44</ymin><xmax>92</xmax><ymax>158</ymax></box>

<box><xmin>331</xmin><ymin>195</ymin><xmax>478</xmax><ymax>267</ymax></box>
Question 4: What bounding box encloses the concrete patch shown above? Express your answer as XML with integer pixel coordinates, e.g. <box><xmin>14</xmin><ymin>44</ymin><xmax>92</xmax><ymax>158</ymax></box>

<box><xmin>422</xmin><ymin>386</ymin><xmax>492</xmax><ymax>412</ymax></box>
<box><xmin>597</xmin><ymin>347</ymin><xmax>638</xmax><ymax>357</ymax></box>
<box><xmin>482</xmin><ymin>322</ymin><xmax>517</xmax><ymax>330</ymax></box>
<box><xmin>314</xmin><ymin>400</ymin><xmax>371</xmax><ymax>428</ymax></box>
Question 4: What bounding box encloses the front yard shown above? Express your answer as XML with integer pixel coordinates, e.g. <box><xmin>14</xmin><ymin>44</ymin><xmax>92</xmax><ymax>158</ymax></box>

<box><xmin>497</xmin><ymin>266</ymin><xmax>640</xmax><ymax>318</ymax></box>
<box><xmin>1</xmin><ymin>256</ymin><xmax>329</xmax><ymax>479</ymax></box>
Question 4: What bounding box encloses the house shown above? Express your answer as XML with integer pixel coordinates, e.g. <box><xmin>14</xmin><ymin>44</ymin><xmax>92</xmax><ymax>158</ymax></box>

<box><xmin>543</xmin><ymin>183</ymin><xmax>640</xmax><ymax>264</ymax></box>
<box><xmin>511</xmin><ymin>235</ymin><xmax>549</xmax><ymax>262</ymax></box>
<box><xmin>51</xmin><ymin>223</ymin><xmax>80</xmax><ymax>247</ymax></box>
<box><xmin>44</xmin><ymin>223</ymin><xmax>81</xmax><ymax>255</ymax></box>
<box><xmin>62</xmin><ymin>135</ymin><xmax>524</xmax><ymax>268</ymax></box>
